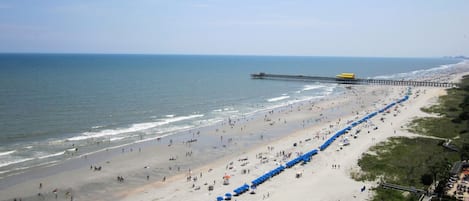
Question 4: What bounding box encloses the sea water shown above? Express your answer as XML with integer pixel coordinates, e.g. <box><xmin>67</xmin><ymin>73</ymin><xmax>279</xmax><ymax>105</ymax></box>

<box><xmin>0</xmin><ymin>54</ymin><xmax>463</xmax><ymax>177</ymax></box>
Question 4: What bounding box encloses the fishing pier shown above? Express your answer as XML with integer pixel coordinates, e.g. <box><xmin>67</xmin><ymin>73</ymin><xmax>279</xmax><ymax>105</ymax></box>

<box><xmin>251</xmin><ymin>73</ymin><xmax>458</xmax><ymax>88</ymax></box>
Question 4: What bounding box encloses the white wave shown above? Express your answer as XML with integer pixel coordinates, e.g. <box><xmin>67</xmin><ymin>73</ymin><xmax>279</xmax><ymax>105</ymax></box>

<box><xmin>165</xmin><ymin>114</ymin><xmax>175</xmax><ymax>118</ymax></box>
<box><xmin>373</xmin><ymin>61</ymin><xmax>462</xmax><ymax>80</ymax></box>
<box><xmin>286</xmin><ymin>96</ymin><xmax>325</xmax><ymax>105</ymax></box>
<box><xmin>321</xmin><ymin>86</ymin><xmax>335</xmax><ymax>95</ymax></box>
<box><xmin>10</xmin><ymin>166</ymin><xmax>30</xmax><ymax>172</ymax></box>
<box><xmin>110</xmin><ymin>136</ymin><xmax>127</xmax><ymax>141</ymax></box>
<box><xmin>0</xmin><ymin>157</ymin><xmax>34</xmax><ymax>168</ymax></box>
<box><xmin>213</xmin><ymin>108</ymin><xmax>239</xmax><ymax>115</ymax></box>
<box><xmin>0</xmin><ymin>150</ymin><xmax>15</xmax><ymax>157</ymax></box>
<box><xmin>250</xmin><ymin>95</ymin><xmax>326</xmax><ymax>117</ymax></box>
<box><xmin>302</xmin><ymin>84</ymin><xmax>326</xmax><ymax>91</ymax></box>
<box><xmin>267</xmin><ymin>96</ymin><xmax>290</xmax><ymax>102</ymax></box>
<box><xmin>224</xmin><ymin>110</ymin><xmax>239</xmax><ymax>114</ymax></box>
<box><xmin>67</xmin><ymin>114</ymin><xmax>204</xmax><ymax>141</ymax></box>
<box><xmin>92</xmin><ymin>125</ymin><xmax>105</xmax><ymax>129</ymax></box>
<box><xmin>37</xmin><ymin>151</ymin><xmax>65</xmax><ymax>160</ymax></box>
<box><xmin>0</xmin><ymin>159</ymin><xmax>61</xmax><ymax>178</ymax></box>
<box><xmin>155</xmin><ymin>125</ymin><xmax>194</xmax><ymax>134</ymax></box>
<box><xmin>196</xmin><ymin>118</ymin><xmax>223</xmax><ymax>125</ymax></box>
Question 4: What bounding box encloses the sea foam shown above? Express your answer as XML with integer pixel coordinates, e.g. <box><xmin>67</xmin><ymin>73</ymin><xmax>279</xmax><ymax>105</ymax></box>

<box><xmin>67</xmin><ymin>114</ymin><xmax>204</xmax><ymax>141</ymax></box>
<box><xmin>267</xmin><ymin>96</ymin><xmax>290</xmax><ymax>102</ymax></box>
<box><xmin>37</xmin><ymin>151</ymin><xmax>65</xmax><ymax>160</ymax></box>
<box><xmin>302</xmin><ymin>84</ymin><xmax>326</xmax><ymax>91</ymax></box>
<box><xmin>0</xmin><ymin>157</ymin><xmax>34</xmax><ymax>168</ymax></box>
<box><xmin>373</xmin><ymin>61</ymin><xmax>461</xmax><ymax>80</ymax></box>
<box><xmin>0</xmin><ymin>150</ymin><xmax>16</xmax><ymax>157</ymax></box>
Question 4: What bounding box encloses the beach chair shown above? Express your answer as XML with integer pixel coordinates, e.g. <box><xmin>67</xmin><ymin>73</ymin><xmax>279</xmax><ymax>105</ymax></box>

<box><xmin>225</xmin><ymin>193</ymin><xmax>232</xmax><ymax>200</ymax></box>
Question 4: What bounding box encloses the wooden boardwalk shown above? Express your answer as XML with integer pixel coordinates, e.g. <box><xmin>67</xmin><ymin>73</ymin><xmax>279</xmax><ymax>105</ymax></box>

<box><xmin>251</xmin><ymin>73</ymin><xmax>458</xmax><ymax>88</ymax></box>
<box><xmin>380</xmin><ymin>182</ymin><xmax>426</xmax><ymax>195</ymax></box>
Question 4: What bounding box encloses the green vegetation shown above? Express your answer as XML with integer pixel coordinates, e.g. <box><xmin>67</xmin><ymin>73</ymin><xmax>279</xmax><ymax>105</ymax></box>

<box><xmin>356</xmin><ymin>137</ymin><xmax>457</xmax><ymax>187</ymax></box>
<box><xmin>408</xmin><ymin>117</ymin><xmax>464</xmax><ymax>139</ymax></box>
<box><xmin>354</xmin><ymin>75</ymin><xmax>469</xmax><ymax>201</ymax></box>
<box><xmin>373</xmin><ymin>188</ymin><xmax>418</xmax><ymax>201</ymax></box>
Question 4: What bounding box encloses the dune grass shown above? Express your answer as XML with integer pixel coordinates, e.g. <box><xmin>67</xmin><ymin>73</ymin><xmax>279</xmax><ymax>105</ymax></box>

<box><xmin>354</xmin><ymin>76</ymin><xmax>469</xmax><ymax>200</ymax></box>
<box><xmin>356</xmin><ymin>137</ymin><xmax>457</xmax><ymax>187</ymax></box>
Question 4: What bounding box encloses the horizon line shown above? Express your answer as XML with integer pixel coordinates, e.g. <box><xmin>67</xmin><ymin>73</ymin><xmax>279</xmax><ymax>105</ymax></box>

<box><xmin>0</xmin><ymin>52</ymin><xmax>458</xmax><ymax>59</ymax></box>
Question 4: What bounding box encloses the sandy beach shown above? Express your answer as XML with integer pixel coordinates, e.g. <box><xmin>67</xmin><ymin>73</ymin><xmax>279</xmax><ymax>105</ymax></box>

<box><xmin>1</xmin><ymin>63</ymin><xmax>468</xmax><ymax>201</ymax></box>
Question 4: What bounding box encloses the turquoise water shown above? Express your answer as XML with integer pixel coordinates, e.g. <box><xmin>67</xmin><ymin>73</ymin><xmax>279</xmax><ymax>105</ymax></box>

<box><xmin>0</xmin><ymin>54</ymin><xmax>461</xmax><ymax>174</ymax></box>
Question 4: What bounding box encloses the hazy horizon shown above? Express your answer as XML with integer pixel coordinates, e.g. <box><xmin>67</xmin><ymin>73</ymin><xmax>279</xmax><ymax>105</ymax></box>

<box><xmin>0</xmin><ymin>52</ymin><xmax>464</xmax><ymax>59</ymax></box>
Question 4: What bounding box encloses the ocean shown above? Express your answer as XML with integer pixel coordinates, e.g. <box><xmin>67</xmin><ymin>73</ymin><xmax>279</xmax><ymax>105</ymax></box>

<box><xmin>0</xmin><ymin>54</ymin><xmax>463</xmax><ymax>177</ymax></box>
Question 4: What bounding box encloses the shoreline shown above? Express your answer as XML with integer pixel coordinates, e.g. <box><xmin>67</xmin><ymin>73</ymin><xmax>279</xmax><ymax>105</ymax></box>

<box><xmin>1</xmin><ymin>65</ymin><xmax>468</xmax><ymax>201</ymax></box>
<box><xmin>0</xmin><ymin>82</ymin><xmax>393</xmax><ymax>201</ymax></box>
<box><xmin>117</xmin><ymin>70</ymin><xmax>468</xmax><ymax>201</ymax></box>
<box><xmin>120</xmin><ymin>86</ymin><xmax>409</xmax><ymax>201</ymax></box>
<box><xmin>0</xmin><ymin>83</ymin><xmax>343</xmax><ymax>181</ymax></box>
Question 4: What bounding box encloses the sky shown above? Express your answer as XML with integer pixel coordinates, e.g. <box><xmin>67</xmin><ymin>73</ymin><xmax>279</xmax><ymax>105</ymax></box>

<box><xmin>0</xmin><ymin>0</ymin><xmax>468</xmax><ymax>57</ymax></box>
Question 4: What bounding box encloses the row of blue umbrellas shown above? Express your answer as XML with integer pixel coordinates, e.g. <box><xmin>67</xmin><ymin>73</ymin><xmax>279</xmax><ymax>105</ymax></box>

<box><xmin>354</xmin><ymin>112</ymin><xmax>377</xmax><ymax>125</ymax></box>
<box><xmin>379</xmin><ymin>102</ymin><xmax>396</xmax><ymax>113</ymax></box>
<box><xmin>233</xmin><ymin>184</ymin><xmax>250</xmax><ymax>195</ymax></box>
<box><xmin>214</xmin><ymin>94</ymin><xmax>410</xmax><ymax>201</ymax></box>
<box><xmin>284</xmin><ymin>149</ymin><xmax>318</xmax><ymax>168</ymax></box>
<box><xmin>397</xmin><ymin>95</ymin><xmax>409</xmax><ymax>103</ymax></box>
<box><xmin>319</xmin><ymin>126</ymin><xmax>352</xmax><ymax>151</ymax></box>
<box><xmin>320</xmin><ymin>94</ymin><xmax>409</xmax><ymax>152</ymax></box>
<box><xmin>251</xmin><ymin>165</ymin><xmax>286</xmax><ymax>187</ymax></box>
<box><xmin>217</xmin><ymin>193</ymin><xmax>232</xmax><ymax>201</ymax></box>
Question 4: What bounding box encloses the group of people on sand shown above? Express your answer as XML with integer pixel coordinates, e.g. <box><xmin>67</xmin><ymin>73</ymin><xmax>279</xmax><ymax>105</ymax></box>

<box><xmin>20</xmin><ymin>182</ymin><xmax>75</xmax><ymax>201</ymax></box>
<box><xmin>117</xmin><ymin>176</ymin><xmax>125</xmax><ymax>182</ymax></box>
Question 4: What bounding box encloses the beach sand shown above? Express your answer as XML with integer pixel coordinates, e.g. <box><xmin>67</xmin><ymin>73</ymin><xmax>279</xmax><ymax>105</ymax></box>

<box><xmin>0</xmin><ymin>65</ymin><xmax>468</xmax><ymax>201</ymax></box>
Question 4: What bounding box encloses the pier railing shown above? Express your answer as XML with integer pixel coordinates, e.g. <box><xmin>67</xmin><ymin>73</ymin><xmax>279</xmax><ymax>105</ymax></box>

<box><xmin>251</xmin><ymin>73</ymin><xmax>458</xmax><ymax>88</ymax></box>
